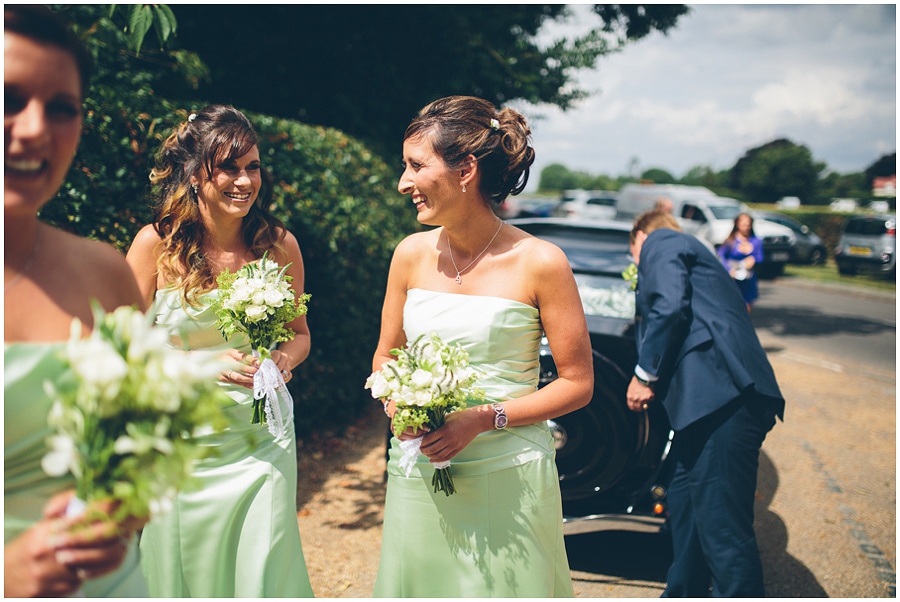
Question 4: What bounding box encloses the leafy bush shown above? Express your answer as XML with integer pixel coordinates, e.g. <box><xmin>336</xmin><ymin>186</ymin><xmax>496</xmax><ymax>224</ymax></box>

<box><xmin>249</xmin><ymin>113</ymin><xmax>417</xmax><ymax>432</ymax></box>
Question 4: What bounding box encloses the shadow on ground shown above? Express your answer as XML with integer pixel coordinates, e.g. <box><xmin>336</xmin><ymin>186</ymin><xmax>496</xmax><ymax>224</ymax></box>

<box><xmin>751</xmin><ymin>305</ymin><xmax>892</xmax><ymax>338</ymax></box>
<box><xmin>565</xmin><ymin>530</ymin><xmax>671</xmax><ymax>586</ymax></box>
<box><xmin>295</xmin><ymin>402</ymin><xmax>387</xmax><ymax>520</ymax></box>
<box><xmin>756</xmin><ymin>450</ymin><xmax>828</xmax><ymax>597</ymax></box>
<box><xmin>564</xmin><ymin>449</ymin><xmax>829</xmax><ymax>597</ymax></box>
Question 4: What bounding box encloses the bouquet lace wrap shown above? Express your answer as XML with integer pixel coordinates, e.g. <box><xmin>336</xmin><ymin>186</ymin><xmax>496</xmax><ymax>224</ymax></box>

<box><xmin>252</xmin><ymin>352</ymin><xmax>293</xmax><ymax>440</ymax></box>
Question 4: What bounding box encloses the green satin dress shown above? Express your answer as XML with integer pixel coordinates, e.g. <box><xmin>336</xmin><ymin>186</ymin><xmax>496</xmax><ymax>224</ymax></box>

<box><xmin>373</xmin><ymin>288</ymin><xmax>574</xmax><ymax>597</ymax></box>
<box><xmin>138</xmin><ymin>288</ymin><xmax>314</xmax><ymax>597</ymax></box>
<box><xmin>5</xmin><ymin>342</ymin><xmax>149</xmax><ymax>597</ymax></box>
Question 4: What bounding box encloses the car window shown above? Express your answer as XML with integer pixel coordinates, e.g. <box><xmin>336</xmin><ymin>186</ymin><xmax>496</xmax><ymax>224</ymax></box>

<box><xmin>846</xmin><ymin>219</ymin><xmax>888</xmax><ymax>235</ymax></box>
<box><xmin>681</xmin><ymin>204</ymin><xmax>705</xmax><ymax>222</ymax></box>
<box><xmin>587</xmin><ymin>197</ymin><xmax>616</xmax><ymax>207</ymax></box>
<box><xmin>709</xmin><ymin>205</ymin><xmax>740</xmax><ymax>220</ymax></box>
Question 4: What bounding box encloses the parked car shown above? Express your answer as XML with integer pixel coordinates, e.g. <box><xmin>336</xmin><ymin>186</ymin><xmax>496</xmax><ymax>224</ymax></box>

<box><xmin>834</xmin><ymin>214</ymin><xmax>896</xmax><ymax>277</ymax></box>
<box><xmin>507</xmin><ymin>217</ymin><xmax>674</xmax><ymax>535</ymax></box>
<box><xmin>495</xmin><ymin>194</ymin><xmax>559</xmax><ymax>219</ymax></box>
<box><xmin>776</xmin><ymin>196</ymin><xmax>801</xmax><ymax>209</ymax></box>
<box><xmin>551</xmin><ymin>189</ymin><xmax>618</xmax><ymax>222</ymax></box>
<box><xmin>755</xmin><ymin>211</ymin><xmax>827</xmax><ymax>265</ymax></box>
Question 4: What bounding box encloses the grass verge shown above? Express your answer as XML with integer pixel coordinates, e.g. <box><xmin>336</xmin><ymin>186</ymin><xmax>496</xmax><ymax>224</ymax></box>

<box><xmin>781</xmin><ymin>261</ymin><xmax>896</xmax><ymax>294</ymax></box>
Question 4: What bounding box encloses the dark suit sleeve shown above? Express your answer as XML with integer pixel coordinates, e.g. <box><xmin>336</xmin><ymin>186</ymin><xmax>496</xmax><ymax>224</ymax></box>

<box><xmin>636</xmin><ymin>231</ymin><xmax>693</xmax><ymax>378</ymax></box>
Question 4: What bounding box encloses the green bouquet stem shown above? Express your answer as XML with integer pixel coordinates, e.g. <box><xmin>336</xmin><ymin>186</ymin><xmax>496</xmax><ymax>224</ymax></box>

<box><xmin>432</xmin><ymin>466</ymin><xmax>456</xmax><ymax>496</ymax></box>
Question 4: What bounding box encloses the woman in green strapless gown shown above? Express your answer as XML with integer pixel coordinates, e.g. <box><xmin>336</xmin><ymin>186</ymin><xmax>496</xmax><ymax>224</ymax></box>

<box><xmin>372</xmin><ymin>97</ymin><xmax>594</xmax><ymax>597</ymax></box>
<box><xmin>5</xmin><ymin>5</ymin><xmax>149</xmax><ymax>596</ymax></box>
<box><xmin>126</xmin><ymin>104</ymin><xmax>314</xmax><ymax>597</ymax></box>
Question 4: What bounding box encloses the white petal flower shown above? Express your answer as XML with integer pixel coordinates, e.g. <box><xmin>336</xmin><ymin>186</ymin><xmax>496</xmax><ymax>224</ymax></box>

<box><xmin>245</xmin><ymin>305</ymin><xmax>268</xmax><ymax>322</ymax></box>
<box><xmin>41</xmin><ymin>435</ymin><xmax>77</xmax><ymax>477</ymax></box>
<box><xmin>411</xmin><ymin>368</ymin><xmax>434</xmax><ymax>389</ymax></box>
<box><xmin>365</xmin><ymin>371</ymin><xmax>392</xmax><ymax>399</ymax></box>
<box><xmin>67</xmin><ymin>339</ymin><xmax>128</xmax><ymax>396</ymax></box>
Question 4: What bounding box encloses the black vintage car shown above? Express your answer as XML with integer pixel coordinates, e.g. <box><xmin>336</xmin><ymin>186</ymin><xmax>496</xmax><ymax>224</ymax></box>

<box><xmin>507</xmin><ymin>218</ymin><xmax>674</xmax><ymax>536</ymax></box>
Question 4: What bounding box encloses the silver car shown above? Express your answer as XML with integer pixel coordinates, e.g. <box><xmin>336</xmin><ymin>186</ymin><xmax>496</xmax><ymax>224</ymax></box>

<box><xmin>834</xmin><ymin>215</ymin><xmax>896</xmax><ymax>276</ymax></box>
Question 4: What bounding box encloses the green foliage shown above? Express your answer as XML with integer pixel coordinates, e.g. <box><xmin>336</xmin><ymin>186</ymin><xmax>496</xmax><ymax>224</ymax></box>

<box><xmin>109</xmin><ymin>4</ymin><xmax>179</xmax><ymax>55</ymax></box>
<box><xmin>40</xmin><ymin>5</ymin><xmax>207</xmax><ymax>250</ymax></box>
<box><xmin>864</xmin><ymin>152</ymin><xmax>897</xmax><ymax>187</ymax></box>
<box><xmin>247</xmin><ymin>113</ymin><xmax>419</xmax><ymax>432</ymax></box>
<box><xmin>538</xmin><ymin>163</ymin><xmax>619</xmax><ymax>192</ymax></box>
<box><xmin>817</xmin><ymin>171</ymin><xmax>869</xmax><ymax>204</ymax></box>
<box><xmin>640</xmin><ymin>167</ymin><xmax>675</xmax><ymax>184</ymax></box>
<box><xmin>729</xmin><ymin>138</ymin><xmax>826</xmax><ymax>203</ymax></box>
<box><xmin>165</xmin><ymin>5</ymin><xmax>687</xmax><ymax>158</ymax></box>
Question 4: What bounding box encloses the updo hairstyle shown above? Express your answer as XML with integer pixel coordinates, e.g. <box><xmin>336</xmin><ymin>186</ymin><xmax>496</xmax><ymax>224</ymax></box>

<box><xmin>404</xmin><ymin>96</ymin><xmax>535</xmax><ymax>205</ymax></box>
<box><xmin>150</xmin><ymin>104</ymin><xmax>284</xmax><ymax>300</ymax></box>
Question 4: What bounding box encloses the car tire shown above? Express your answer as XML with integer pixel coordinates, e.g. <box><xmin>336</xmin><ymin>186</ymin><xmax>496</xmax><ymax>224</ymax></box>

<box><xmin>808</xmin><ymin>247</ymin><xmax>826</xmax><ymax>266</ymax></box>
<box><xmin>838</xmin><ymin>263</ymin><xmax>857</xmax><ymax>276</ymax></box>
<box><xmin>550</xmin><ymin>351</ymin><xmax>646</xmax><ymax>503</ymax></box>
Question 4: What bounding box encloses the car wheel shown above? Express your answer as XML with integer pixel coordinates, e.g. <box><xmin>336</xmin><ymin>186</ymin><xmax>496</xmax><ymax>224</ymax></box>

<box><xmin>808</xmin><ymin>247</ymin><xmax>826</xmax><ymax>266</ymax></box>
<box><xmin>550</xmin><ymin>351</ymin><xmax>645</xmax><ymax>503</ymax></box>
<box><xmin>838</xmin><ymin>263</ymin><xmax>857</xmax><ymax>276</ymax></box>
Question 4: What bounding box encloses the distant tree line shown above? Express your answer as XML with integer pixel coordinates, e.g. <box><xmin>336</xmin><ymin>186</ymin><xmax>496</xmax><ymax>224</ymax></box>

<box><xmin>538</xmin><ymin>138</ymin><xmax>896</xmax><ymax>206</ymax></box>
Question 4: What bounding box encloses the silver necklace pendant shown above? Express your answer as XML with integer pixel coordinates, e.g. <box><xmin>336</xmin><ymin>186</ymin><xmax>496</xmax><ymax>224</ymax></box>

<box><xmin>447</xmin><ymin>220</ymin><xmax>503</xmax><ymax>286</ymax></box>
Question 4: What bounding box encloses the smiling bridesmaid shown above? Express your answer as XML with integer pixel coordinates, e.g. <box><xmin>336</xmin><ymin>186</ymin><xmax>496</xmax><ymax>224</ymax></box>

<box><xmin>4</xmin><ymin>5</ymin><xmax>148</xmax><ymax>597</ymax></box>
<box><xmin>126</xmin><ymin>105</ymin><xmax>314</xmax><ymax>597</ymax></box>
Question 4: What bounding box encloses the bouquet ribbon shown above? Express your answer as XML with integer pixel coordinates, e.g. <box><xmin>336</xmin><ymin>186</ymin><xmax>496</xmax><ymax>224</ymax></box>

<box><xmin>397</xmin><ymin>436</ymin><xmax>451</xmax><ymax>477</ymax></box>
<box><xmin>253</xmin><ymin>354</ymin><xmax>294</xmax><ymax>439</ymax></box>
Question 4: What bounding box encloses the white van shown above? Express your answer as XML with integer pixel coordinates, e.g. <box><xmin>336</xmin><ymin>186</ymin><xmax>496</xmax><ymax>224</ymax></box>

<box><xmin>615</xmin><ymin>183</ymin><xmax>719</xmax><ymax>223</ymax></box>
<box><xmin>617</xmin><ymin>183</ymin><xmax>796</xmax><ymax>276</ymax></box>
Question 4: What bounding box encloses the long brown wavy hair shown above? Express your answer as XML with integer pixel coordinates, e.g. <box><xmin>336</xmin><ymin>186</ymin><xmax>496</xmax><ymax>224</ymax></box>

<box><xmin>404</xmin><ymin>95</ymin><xmax>535</xmax><ymax>205</ymax></box>
<box><xmin>149</xmin><ymin>105</ymin><xmax>285</xmax><ymax>304</ymax></box>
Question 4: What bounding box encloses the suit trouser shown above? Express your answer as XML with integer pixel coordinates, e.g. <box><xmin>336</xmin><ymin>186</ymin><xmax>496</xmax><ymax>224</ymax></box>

<box><xmin>661</xmin><ymin>392</ymin><xmax>778</xmax><ymax>597</ymax></box>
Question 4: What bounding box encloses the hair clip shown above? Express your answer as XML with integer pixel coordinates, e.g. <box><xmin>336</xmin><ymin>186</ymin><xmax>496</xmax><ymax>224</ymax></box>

<box><xmin>188</xmin><ymin>113</ymin><xmax>197</xmax><ymax>123</ymax></box>
<box><xmin>489</xmin><ymin>119</ymin><xmax>500</xmax><ymax>130</ymax></box>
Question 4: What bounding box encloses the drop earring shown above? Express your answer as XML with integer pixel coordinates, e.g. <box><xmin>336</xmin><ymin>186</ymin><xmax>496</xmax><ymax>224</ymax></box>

<box><xmin>462</xmin><ymin>185</ymin><xmax>467</xmax><ymax>193</ymax></box>
<box><xmin>191</xmin><ymin>183</ymin><xmax>198</xmax><ymax>196</ymax></box>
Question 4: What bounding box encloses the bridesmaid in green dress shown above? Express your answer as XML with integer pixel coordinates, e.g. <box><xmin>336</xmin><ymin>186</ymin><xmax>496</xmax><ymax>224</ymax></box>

<box><xmin>126</xmin><ymin>105</ymin><xmax>315</xmax><ymax>597</ymax></box>
<box><xmin>4</xmin><ymin>5</ymin><xmax>149</xmax><ymax>597</ymax></box>
<box><xmin>371</xmin><ymin>96</ymin><xmax>594</xmax><ymax>597</ymax></box>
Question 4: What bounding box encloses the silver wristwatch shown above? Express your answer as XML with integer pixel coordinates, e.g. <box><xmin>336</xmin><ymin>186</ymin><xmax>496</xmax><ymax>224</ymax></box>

<box><xmin>492</xmin><ymin>403</ymin><xmax>508</xmax><ymax>430</ymax></box>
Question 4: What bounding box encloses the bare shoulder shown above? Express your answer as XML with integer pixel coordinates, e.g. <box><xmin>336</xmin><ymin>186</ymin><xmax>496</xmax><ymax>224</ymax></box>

<box><xmin>126</xmin><ymin>224</ymin><xmax>162</xmax><ymax>260</ymax></box>
<box><xmin>507</xmin><ymin>225</ymin><xmax>569</xmax><ymax>271</ymax></box>
<box><xmin>392</xmin><ymin>229</ymin><xmax>437</xmax><ymax>264</ymax></box>
<box><xmin>55</xmin><ymin>228</ymin><xmax>143</xmax><ymax>309</ymax></box>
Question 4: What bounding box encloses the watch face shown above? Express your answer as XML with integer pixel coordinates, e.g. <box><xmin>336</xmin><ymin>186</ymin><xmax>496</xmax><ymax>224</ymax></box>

<box><xmin>495</xmin><ymin>414</ymin><xmax>508</xmax><ymax>429</ymax></box>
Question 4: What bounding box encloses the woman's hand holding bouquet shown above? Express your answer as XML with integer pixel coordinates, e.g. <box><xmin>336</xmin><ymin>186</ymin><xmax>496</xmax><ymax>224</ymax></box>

<box><xmin>212</xmin><ymin>252</ymin><xmax>310</xmax><ymax>438</ymax></box>
<box><xmin>366</xmin><ymin>332</ymin><xmax>483</xmax><ymax>496</ymax></box>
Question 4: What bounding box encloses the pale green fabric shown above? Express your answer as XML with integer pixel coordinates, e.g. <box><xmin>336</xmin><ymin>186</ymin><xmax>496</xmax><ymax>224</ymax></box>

<box><xmin>374</xmin><ymin>288</ymin><xmax>574</xmax><ymax>597</ymax></box>
<box><xmin>138</xmin><ymin>288</ymin><xmax>314</xmax><ymax>597</ymax></box>
<box><xmin>4</xmin><ymin>342</ymin><xmax>149</xmax><ymax>597</ymax></box>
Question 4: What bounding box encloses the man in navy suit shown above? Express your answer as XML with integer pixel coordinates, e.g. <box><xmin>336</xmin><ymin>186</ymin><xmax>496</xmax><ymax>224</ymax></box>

<box><xmin>626</xmin><ymin>210</ymin><xmax>785</xmax><ymax>597</ymax></box>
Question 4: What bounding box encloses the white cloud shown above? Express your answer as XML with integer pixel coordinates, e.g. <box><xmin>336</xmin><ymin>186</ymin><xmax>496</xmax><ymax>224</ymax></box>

<box><xmin>521</xmin><ymin>4</ymin><xmax>896</xmax><ymax>185</ymax></box>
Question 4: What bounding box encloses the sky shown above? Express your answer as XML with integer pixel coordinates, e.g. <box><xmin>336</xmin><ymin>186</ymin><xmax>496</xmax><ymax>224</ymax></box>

<box><xmin>516</xmin><ymin>3</ymin><xmax>896</xmax><ymax>189</ymax></box>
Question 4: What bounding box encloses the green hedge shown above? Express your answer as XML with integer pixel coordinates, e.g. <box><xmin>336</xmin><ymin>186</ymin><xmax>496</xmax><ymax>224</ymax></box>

<box><xmin>42</xmin><ymin>99</ymin><xmax>418</xmax><ymax>433</ymax></box>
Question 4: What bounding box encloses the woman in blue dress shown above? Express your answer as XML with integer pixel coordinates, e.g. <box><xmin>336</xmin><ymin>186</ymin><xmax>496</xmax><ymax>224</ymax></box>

<box><xmin>718</xmin><ymin>212</ymin><xmax>764</xmax><ymax>311</ymax></box>
<box><xmin>4</xmin><ymin>5</ymin><xmax>148</xmax><ymax>596</ymax></box>
<box><xmin>371</xmin><ymin>96</ymin><xmax>594</xmax><ymax>597</ymax></box>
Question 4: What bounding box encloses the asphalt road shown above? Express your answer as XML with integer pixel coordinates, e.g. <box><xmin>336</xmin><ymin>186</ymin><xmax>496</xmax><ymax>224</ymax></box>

<box><xmin>567</xmin><ymin>279</ymin><xmax>896</xmax><ymax>598</ymax></box>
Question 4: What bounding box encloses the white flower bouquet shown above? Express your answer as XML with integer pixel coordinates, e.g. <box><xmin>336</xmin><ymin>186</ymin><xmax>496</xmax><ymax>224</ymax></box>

<box><xmin>365</xmin><ymin>332</ymin><xmax>484</xmax><ymax>496</ymax></box>
<box><xmin>212</xmin><ymin>252</ymin><xmax>310</xmax><ymax>437</ymax></box>
<box><xmin>41</xmin><ymin>304</ymin><xmax>234</xmax><ymax>522</ymax></box>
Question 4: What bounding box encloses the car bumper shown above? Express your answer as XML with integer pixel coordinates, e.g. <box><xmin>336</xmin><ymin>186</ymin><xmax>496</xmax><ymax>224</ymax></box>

<box><xmin>836</xmin><ymin>254</ymin><xmax>896</xmax><ymax>272</ymax></box>
<box><xmin>564</xmin><ymin>512</ymin><xmax>667</xmax><ymax>535</ymax></box>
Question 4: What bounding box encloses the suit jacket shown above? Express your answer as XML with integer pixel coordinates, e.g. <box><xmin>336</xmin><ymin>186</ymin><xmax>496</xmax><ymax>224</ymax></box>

<box><xmin>635</xmin><ymin>228</ymin><xmax>785</xmax><ymax>431</ymax></box>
